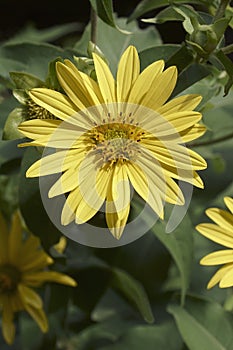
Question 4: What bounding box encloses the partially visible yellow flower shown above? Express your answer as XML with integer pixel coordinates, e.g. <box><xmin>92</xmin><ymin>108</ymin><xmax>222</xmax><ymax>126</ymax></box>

<box><xmin>196</xmin><ymin>197</ymin><xmax>233</xmax><ymax>289</ymax></box>
<box><xmin>18</xmin><ymin>45</ymin><xmax>207</xmax><ymax>239</ymax></box>
<box><xmin>0</xmin><ymin>211</ymin><xmax>77</xmax><ymax>345</ymax></box>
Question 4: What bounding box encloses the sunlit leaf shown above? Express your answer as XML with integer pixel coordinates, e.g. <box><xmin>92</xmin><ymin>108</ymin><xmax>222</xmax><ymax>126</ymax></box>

<box><xmin>168</xmin><ymin>296</ymin><xmax>233</xmax><ymax>350</ymax></box>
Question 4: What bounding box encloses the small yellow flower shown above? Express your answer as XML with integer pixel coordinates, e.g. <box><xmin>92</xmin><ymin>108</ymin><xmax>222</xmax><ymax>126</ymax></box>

<box><xmin>0</xmin><ymin>211</ymin><xmax>77</xmax><ymax>345</ymax></box>
<box><xmin>18</xmin><ymin>45</ymin><xmax>207</xmax><ymax>239</ymax></box>
<box><xmin>196</xmin><ymin>197</ymin><xmax>233</xmax><ymax>289</ymax></box>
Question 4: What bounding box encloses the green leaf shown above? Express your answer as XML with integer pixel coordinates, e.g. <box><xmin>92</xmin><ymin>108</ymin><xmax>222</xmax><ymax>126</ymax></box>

<box><xmin>128</xmin><ymin>0</ymin><xmax>210</xmax><ymax>22</ymax></box>
<box><xmin>213</xmin><ymin>50</ymin><xmax>233</xmax><ymax>95</ymax></box>
<box><xmin>139</xmin><ymin>44</ymin><xmax>193</xmax><ymax>73</ymax></box>
<box><xmin>131</xmin><ymin>199</ymin><xmax>193</xmax><ymax>305</ymax></box>
<box><xmin>168</xmin><ymin>297</ymin><xmax>233</xmax><ymax>350</ymax></box>
<box><xmin>89</xmin><ymin>0</ymin><xmax>130</xmax><ymax>33</ymax></box>
<box><xmin>19</xmin><ymin>147</ymin><xmax>61</xmax><ymax>250</ymax></box>
<box><xmin>110</xmin><ymin>267</ymin><xmax>154</xmax><ymax>323</ymax></box>
<box><xmin>74</xmin><ymin>16</ymin><xmax>161</xmax><ymax>73</ymax></box>
<box><xmin>0</xmin><ymin>42</ymin><xmax>78</xmax><ymax>80</ymax></box>
<box><xmin>9</xmin><ymin>71</ymin><xmax>45</xmax><ymax>89</ymax></box>
<box><xmin>139</xmin><ymin>44</ymin><xmax>182</xmax><ymax>70</ymax></box>
<box><xmin>153</xmin><ymin>210</ymin><xmax>194</xmax><ymax>305</ymax></box>
<box><xmin>171</xmin><ymin>63</ymin><xmax>211</xmax><ymax>97</ymax></box>
<box><xmin>100</xmin><ymin>321</ymin><xmax>183</xmax><ymax>350</ymax></box>
<box><xmin>2</xmin><ymin>108</ymin><xmax>25</xmax><ymax>140</ymax></box>
<box><xmin>5</xmin><ymin>22</ymin><xmax>80</xmax><ymax>44</ymax></box>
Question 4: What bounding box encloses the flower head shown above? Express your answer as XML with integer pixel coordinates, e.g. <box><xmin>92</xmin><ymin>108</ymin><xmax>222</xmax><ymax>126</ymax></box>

<box><xmin>0</xmin><ymin>211</ymin><xmax>77</xmax><ymax>345</ymax></box>
<box><xmin>18</xmin><ymin>45</ymin><xmax>207</xmax><ymax>239</ymax></box>
<box><xmin>196</xmin><ymin>197</ymin><xmax>233</xmax><ymax>289</ymax></box>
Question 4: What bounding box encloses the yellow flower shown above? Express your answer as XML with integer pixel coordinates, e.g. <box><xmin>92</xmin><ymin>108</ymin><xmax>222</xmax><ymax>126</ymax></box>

<box><xmin>18</xmin><ymin>45</ymin><xmax>207</xmax><ymax>239</ymax></box>
<box><xmin>0</xmin><ymin>211</ymin><xmax>77</xmax><ymax>345</ymax></box>
<box><xmin>196</xmin><ymin>197</ymin><xmax>233</xmax><ymax>289</ymax></box>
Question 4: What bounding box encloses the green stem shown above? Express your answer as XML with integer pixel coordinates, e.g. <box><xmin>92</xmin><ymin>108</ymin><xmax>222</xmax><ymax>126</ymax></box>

<box><xmin>213</xmin><ymin>0</ymin><xmax>230</xmax><ymax>22</ymax></box>
<box><xmin>189</xmin><ymin>132</ymin><xmax>233</xmax><ymax>148</ymax></box>
<box><xmin>90</xmin><ymin>7</ymin><xmax>98</xmax><ymax>45</ymax></box>
<box><xmin>222</xmin><ymin>43</ymin><xmax>233</xmax><ymax>54</ymax></box>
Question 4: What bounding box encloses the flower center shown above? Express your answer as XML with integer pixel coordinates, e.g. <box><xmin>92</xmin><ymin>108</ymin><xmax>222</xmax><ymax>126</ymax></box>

<box><xmin>25</xmin><ymin>98</ymin><xmax>55</xmax><ymax>120</ymax></box>
<box><xmin>0</xmin><ymin>265</ymin><xmax>21</xmax><ymax>293</ymax></box>
<box><xmin>89</xmin><ymin>122</ymin><xmax>145</xmax><ymax>164</ymax></box>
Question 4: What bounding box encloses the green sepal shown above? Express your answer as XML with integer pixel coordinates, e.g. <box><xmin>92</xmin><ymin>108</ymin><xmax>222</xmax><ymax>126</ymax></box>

<box><xmin>73</xmin><ymin>56</ymin><xmax>95</xmax><ymax>76</ymax></box>
<box><xmin>9</xmin><ymin>71</ymin><xmax>45</xmax><ymax>90</ymax></box>
<box><xmin>87</xmin><ymin>41</ymin><xmax>109</xmax><ymax>65</ymax></box>
<box><xmin>2</xmin><ymin>107</ymin><xmax>26</xmax><ymax>140</ymax></box>
<box><xmin>45</xmin><ymin>57</ymin><xmax>63</xmax><ymax>91</ymax></box>
<box><xmin>12</xmin><ymin>89</ymin><xmax>29</xmax><ymax>105</ymax></box>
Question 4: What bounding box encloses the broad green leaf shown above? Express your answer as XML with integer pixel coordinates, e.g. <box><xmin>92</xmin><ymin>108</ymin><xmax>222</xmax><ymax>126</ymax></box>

<box><xmin>168</xmin><ymin>297</ymin><xmax>233</xmax><ymax>350</ymax></box>
<box><xmin>139</xmin><ymin>44</ymin><xmax>182</xmax><ymax>70</ymax></box>
<box><xmin>19</xmin><ymin>147</ymin><xmax>61</xmax><ymax>250</ymax></box>
<box><xmin>89</xmin><ymin>0</ymin><xmax>130</xmax><ymax>33</ymax></box>
<box><xmin>110</xmin><ymin>267</ymin><xmax>154</xmax><ymax>323</ymax></box>
<box><xmin>0</xmin><ymin>139</ymin><xmax>24</xmax><ymax>166</ymax></box>
<box><xmin>74</xmin><ymin>16</ymin><xmax>161</xmax><ymax>73</ymax></box>
<box><xmin>132</xmin><ymin>199</ymin><xmax>193</xmax><ymax>305</ymax></box>
<box><xmin>128</xmin><ymin>0</ymin><xmax>210</xmax><ymax>22</ymax></box>
<box><xmin>171</xmin><ymin>63</ymin><xmax>211</xmax><ymax>97</ymax></box>
<box><xmin>4</xmin><ymin>22</ymin><xmax>80</xmax><ymax>45</ymax></box>
<box><xmin>100</xmin><ymin>321</ymin><xmax>183</xmax><ymax>350</ymax></box>
<box><xmin>0</xmin><ymin>42</ymin><xmax>78</xmax><ymax>80</ymax></box>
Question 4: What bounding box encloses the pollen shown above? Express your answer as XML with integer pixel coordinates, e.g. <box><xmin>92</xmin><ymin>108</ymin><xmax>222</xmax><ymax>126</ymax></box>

<box><xmin>88</xmin><ymin>122</ymin><xmax>146</xmax><ymax>165</ymax></box>
<box><xmin>25</xmin><ymin>98</ymin><xmax>56</xmax><ymax>120</ymax></box>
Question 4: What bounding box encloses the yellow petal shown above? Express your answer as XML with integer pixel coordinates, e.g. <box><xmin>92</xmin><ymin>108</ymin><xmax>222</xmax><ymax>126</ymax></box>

<box><xmin>140</xmin><ymin>111</ymin><xmax>202</xmax><ymax>137</ymax></box>
<box><xmin>8</xmin><ymin>211</ymin><xmax>23</xmax><ymax>265</ymax></box>
<box><xmin>206</xmin><ymin>263</ymin><xmax>233</xmax><ymax>289</ymax></box>
<box><xmin>18</xmin><ymin>119</ymin><xmax>61</xmax><ymax>139</ymax></box>
<box><xmin>26</xmin><ymin>149</ymin><xmax>81</xmax><ymax>178</ymax></box>
<box><xmin>0</xmin><ymin>212</ymin><xmax>9</xmax><ymax>264</ymax></box>
<box><xmin>106</xmin><ymin>192</ymin><xmax>130</xmax><ymax>240</ymax></box>
<box><xmin>63</xmin><ymin>59</ymin><xmax>104</xmax><ymax>105</ymax></box>
<box><xmin>126</xmin><ymin>161</ymin><xmax>164</xmax><ymax>218</ymax></box>
<box><xmin>117</xmin><ymin>46</ymin><xmax>140</xmax><ymax>101</ymax></box>
<box><xmin>179</xmin><ymin>124</ymin><xmax>206</xmax><ymax>143</ymax></box>
<box><xmin>206</xmin><ymin>208</ymin><xmax>233</xmax><ymax>232</ymax></box>
<box><xmin>23</xmin><ymin>303</ymin><xmax>48</xmax><ymax>332</ymax></box>
<box><xmin>219</xmin><ymin>266</ymin><xmax>233</xmax><ymax>288</ymax></box>
<box><xmin>75</xmin><ymin>159</ymin><xmax>112</xmax><ymax>224</ymax></box>
<box><xmin>61</xmin><ymin>187</ymin><xmax>81</xmax><ymax>225</ymax></box>
<box><xmin>18</xmin><ymin>284</ymin><xmax>43</xmax><ymax>308</ymax></box>
<box><xmin>2</xmin><ymin>297</ymin><xmax>15</xmax><ymax>345</ymax></box>
<box><xmin>224</xmin><ymin>197</ymin><xmax>233</xmax><ymax>214</ymax></box>
<box><xmin>56</xmin><ymin>62</ymin><xmax>93</xmax><ymax>108</ymax></box>
<box><xmin>140</xmin><ymin>66</ymin><xmax>177</xmax><ymax>109</ymax></box>
<box><xmin>29</xmin><ymin>89</ymin><xmax>78</xmax><ymax>120</ymax></box>
<box><xmin>20</xmin><ymin>251</ymin><xmax>53</xmax><ymax>272</ymax></box>
<box><xmin>200</xmin><ymin>249</ymin><xmax>233</xmax><ymax>265</ymax></box>
<box><xmin>111</xmin><ymin>163</ymin><xmax>130</xmax><ymax>218</ymax></box>
<box><xmin>196</xmin><ymin>223</ymin><xmax>233</xmax><ymax>248</ymax></box>
<box><xmin>93</xmin><ymin>53</ymin><xmax>116</xmax><ymax>103</ymax></box>
<box><xmin>49</xmin><ymin>166</ymin><xmax>82</xmax><ymax>198</ymax></box>
<box><xmin>128</xmin><ymin>60</ymin><xmax>164</xmax><ymax>104</ymax></box>
<box><xmin>22</xmin><ymin>271</ymin><xmax>77</xmax><ymax>287</ymax></box>
<box><xmin>157</xmin><ymin>94</ymin><xmax>202</xmax><ymax>115</ymax></box>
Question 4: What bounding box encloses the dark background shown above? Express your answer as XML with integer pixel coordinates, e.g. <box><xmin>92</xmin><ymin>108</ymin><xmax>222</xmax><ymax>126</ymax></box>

<box><xmin>0</xmin><ymin>0</ymin><xmax>197</xmax><ymax>43</ymax></box>
<box><xmin>0</xmin><ymin>0</ymin><xmax>232</xmax><ymax>52</ymax></box>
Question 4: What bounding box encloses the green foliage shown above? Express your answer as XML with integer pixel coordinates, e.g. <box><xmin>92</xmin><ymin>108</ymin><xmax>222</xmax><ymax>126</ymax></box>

<box><xmin>0</xmin><ymin>0</ymin><xmax>233</xmax><ymax>349</ymax></box>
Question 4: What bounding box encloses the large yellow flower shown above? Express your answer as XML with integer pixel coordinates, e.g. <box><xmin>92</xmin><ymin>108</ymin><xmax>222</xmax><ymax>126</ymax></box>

<box><xmin>0</xmin><ymin>211</ymin><xmax>77</xmax><ymax>345</ymax></box>
<box><xmin>196</xmin><ymin>197</ymin><xmax>233</xmax><ymax>289</ymax></box>
<box><xmin>18</xmin><ymin>45</ymin><xmax>207</xmax><ymax>239</ymax></box>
